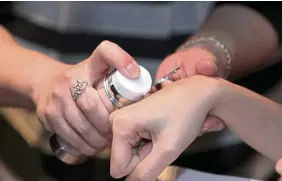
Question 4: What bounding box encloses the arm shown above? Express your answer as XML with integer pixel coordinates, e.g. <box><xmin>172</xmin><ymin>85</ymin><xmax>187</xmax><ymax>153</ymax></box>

<box><xmin>155</xmin><ymin>3</ymin><xmax>281</xmax><ymax>133</ymax></box>
<box><xmin>212</xmin><ymin>78</ymin><xmax>282</xmax><ymax>161</ymax></box>
<box><xmin>190</xmin><ymin>3</ymin><xmax>279</xmax><ymax>79</ymax></box>
<box><xmin>0</xmin><ymin>25</ymin><xmax>143</xmax><ymax>156</ymax></box>
<box><xmin>109</xmin><ymin>76</ymin><xmax>282</xmax><ymax>180</ymax></box>
<box><xmin>158</xmin><ymin>3</ymin><xmax>280</xmax><ymax>80</ymax></box>
<box><xmin>0</xmin><ymin>25</ymin><xmax>67</xmax><ymax>110</ymax></box>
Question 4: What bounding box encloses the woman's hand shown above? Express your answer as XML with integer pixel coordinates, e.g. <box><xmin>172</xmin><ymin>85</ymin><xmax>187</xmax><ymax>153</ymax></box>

<box><xmin>109</xmin><ymin>75</ymin><xmax>222</xmax><ymax>181</ymax></box>
<box><xmin>156</xmin><ymin>47</ymin><xmax>225</xmax><ymax>133</ymax></box>
<box><xmin>33</xmin><ymin>41</ymin><xmax>140</xmax><ymax>156</ymax></box>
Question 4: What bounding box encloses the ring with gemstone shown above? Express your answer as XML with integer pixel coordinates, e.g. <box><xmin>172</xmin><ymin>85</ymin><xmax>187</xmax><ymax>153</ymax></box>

<box><xmin>71</xmin><ymin>80</ymin><xmax>91</xmax><ymax>101</ymax></box>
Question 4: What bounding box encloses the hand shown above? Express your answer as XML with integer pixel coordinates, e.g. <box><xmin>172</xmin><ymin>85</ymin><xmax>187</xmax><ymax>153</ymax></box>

<box><xmin>276</xmin><ymin>158</ymin><xmax>282</xmax><ymax>180</ymax></box>
<box><xmin>109</xmin><ymin>75</ymin><xmax>221</xmax><ymax>181</ymax></box>
<box><xmin>156</xmin><ymin>47</ymin><xmax>225</xmax><ymax>133</ymax></box>
<box><xmin>34</xmin><ymin>41</ymin><xmax>140</xmax><ymax>155</ymax></box>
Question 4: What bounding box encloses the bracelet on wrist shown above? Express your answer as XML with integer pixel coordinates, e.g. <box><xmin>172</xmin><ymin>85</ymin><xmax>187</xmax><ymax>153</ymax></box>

<box><xmin>177</xmin><ymin>36</ymin><xmax>232</xmax><ymax>79</ymax></box>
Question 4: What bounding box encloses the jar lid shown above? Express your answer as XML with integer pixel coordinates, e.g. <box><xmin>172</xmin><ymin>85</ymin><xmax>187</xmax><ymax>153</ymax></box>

<box><xmin>112</xmin><ymin>65</ymin><xmax>152</xmax><ymax>101</ymax></box>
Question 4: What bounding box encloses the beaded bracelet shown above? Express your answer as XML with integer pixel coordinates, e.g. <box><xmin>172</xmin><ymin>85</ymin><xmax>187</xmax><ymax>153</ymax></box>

<box><xmin>177</xmin><ymin>36</ymin><xmax>232</xmax><ymax>78</ymax></box>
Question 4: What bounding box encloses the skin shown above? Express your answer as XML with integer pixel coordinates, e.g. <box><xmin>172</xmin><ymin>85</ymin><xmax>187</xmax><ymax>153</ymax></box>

<box><xmin>0</xmin><ymin>26</ymin><xmax>141</xmax><ymax>155</ymax></box>
<box><xmin>0</xmin><ymin>26</ymin><xmax>220</xmax><ymax>156</ymax></box>
<box><xmin>0</xmin><ymin>2</ymin><xmax>280</xmax><ymax>169</ymax></box>
<box><xmin>156</xmin><ymin>4</ymin><xmax>279</xmax><ymax>136</ymax></box>
<box><xmin>109</xmin><ymin>75</ymin><xmax>282</xmax><ymax>181</ymax></box>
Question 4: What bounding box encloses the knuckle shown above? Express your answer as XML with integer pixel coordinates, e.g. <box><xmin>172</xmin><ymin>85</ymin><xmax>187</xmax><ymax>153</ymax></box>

<box><xmin>79</xmin><ymin>95</ymin><xmax>99</xmax><ymax>112</ymax></box>
<box><xmin>97</xmin><ymin>40</ymin><xmax>112</xmax><ymax>52</ymax></box>
<box><xmin>162</xmin><ymin>145</ymin><xmax>179</xmax><ymax>159</ymax></box>
<box><xmin>36</xmin><ymin>107</ymin><xmax>48</xmax><ymax>125</ymax></box>
<box><xmin>51</xmin><ymin>86</ymin><xmax>64</xmax><ymax>100</ymax></box>
<box><xmin>36</xmin><ymin>105</ymin><xmax>45</xmax><ymax>117</ymax></box>
<box><xmin>61</xmin><ymin>72</ymin><xmax>73</xmax><ymax>82</ymax></box>
<box><xmin>138</xmin><ymin>172</ymin><xmax>151</xmax><ymax>181</ymax></box>
<box><xmin>44</xmin><ymin>105</ymin><xmax>60</xmax><ymax>120</ymax></box>
<box><xmin>111</xmin><ymin>113</ymin><xmax>131</xmax><ymax>132</ymax></box>
<box><xmin>76</xmin><ymin>121</ymin><xmax>92</xmax><ymax>135</ymax></box>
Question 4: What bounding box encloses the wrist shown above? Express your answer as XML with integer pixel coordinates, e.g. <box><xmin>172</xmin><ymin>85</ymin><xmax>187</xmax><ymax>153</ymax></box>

<box><xmin>178</xmin><ymin>31</ymin><xmax>235</xmax><ymax>79</ymax></box>
<box><xmin>182</xmin><ymin>75</ymin><xmax>225</xmax><ymax>108</ymax></box>
<box><xmin>0</xmin><ymin>40</ymin><xmax>69</xmax><ymax>110</ymax></box>
<box><xmin>209</xmin><ymin>78</ymin><xmax>233</xmax><ymax>117</ymax></box>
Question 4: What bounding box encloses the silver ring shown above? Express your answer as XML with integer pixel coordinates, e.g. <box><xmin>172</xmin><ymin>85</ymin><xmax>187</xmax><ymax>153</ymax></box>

<box><xmin>49</xmin><ymin>134</ymin><xmax>88</xmax><ymax>165</ymax></box>
<box><xmin>71</xmin><ymin>80</ymin><xmax>91</xmax><ymax>100</ymax></box>
<box><xmin>153</xmin><ymin>67</ymin><xmax>180</xmax><ymax>91</ymax></box>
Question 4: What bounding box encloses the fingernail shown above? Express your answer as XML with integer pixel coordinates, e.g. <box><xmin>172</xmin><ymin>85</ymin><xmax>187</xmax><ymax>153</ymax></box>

<box><xmin>210</xmin><ymin>60</ymin><xmax>218</xmax><ymax>72</ymax></box>
<box><xmin>125</xmin><ymin>63</ymin><xmax>140</xmax><ymax>78</ymax></box>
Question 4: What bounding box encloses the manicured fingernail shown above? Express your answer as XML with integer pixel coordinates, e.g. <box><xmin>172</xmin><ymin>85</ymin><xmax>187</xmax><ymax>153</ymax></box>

<box><xmin>125</xmin><ymin>63</ymin><xmax>140</xmax><ymax>78</ymax></box>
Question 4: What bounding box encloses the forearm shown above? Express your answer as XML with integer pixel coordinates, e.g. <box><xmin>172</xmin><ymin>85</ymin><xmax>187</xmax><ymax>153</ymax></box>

<box><xmin>213</xmin><ymin>78</ymin><xmax>282</xmax><ymax>161</ymax></box>
<box><xmin>0</xmin><ymin>26</ymin><xmax>67</xmax><ymax>110</ymax></box>
<box><xmin>191</xmin><ymin>4</ymin><xmax>279</xmax><ymax>79</ymax></box>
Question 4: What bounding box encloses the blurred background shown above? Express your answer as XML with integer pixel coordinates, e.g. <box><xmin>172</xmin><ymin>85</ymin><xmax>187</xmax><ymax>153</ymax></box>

<box><xmin>1</xmin><ymin>1</ymin><xmax>282</xmax><ymax>181</ymax></box>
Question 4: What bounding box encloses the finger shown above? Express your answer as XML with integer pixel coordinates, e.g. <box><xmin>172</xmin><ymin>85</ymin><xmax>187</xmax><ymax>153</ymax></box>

<box><xmin>75</xmin><ymin>86</ymin><xmax>112</xmax><ymax>137</ymax></box>
<box><xmin>195</xmin><ymin>60</ymin><xmax>217</xmax><ymax>76</ymax></box>
<box><xmin>156</xmin><ymin>47</ymin><xmax>218</xmax><ymax>81</ymax></box>
<box><xmin>156</xmin><ymin>53</ymin><xmax>195</xmax><ymax>82</ymax></box>
<box><xmin>45</xmin><ymin>108</ymin><xmax>95</xmax><ymax>156</ymax></box>
<box><xmin>36</xmin><ymin>99</ymin><xmax>53</xmax><ymax>132</ymax></box>
<box><xmin>125</xmin><ymin>142</ymin><xmax>180</xmax><ymax>181</ymax></box>
<box><xmin>87</xmin><ymin>40</ymin><xmax>140</xmax><ymax>84</ymax></box>
<box><xmin>37</xmin><ymin>113</ymin><xmax>52</xmax><ymax>132</ymax></box>
<box><xmin>202</xmin><ymin>115</ymin><xmax>225</xmax><ymax>132</ymax></box>
<box><xmin>110</xmin><ymin>123</ymin><xmax>141</xmax><ymax>179</ymax></box>
<box><xmin>64</xmin><ymin>97</ymin><xmax>109</xmax><ymax>151</ymax></box>
<box><xmin>156</xmin><ymin>54</ymin><xmax>182</xmax><ymax>80</ymax></box>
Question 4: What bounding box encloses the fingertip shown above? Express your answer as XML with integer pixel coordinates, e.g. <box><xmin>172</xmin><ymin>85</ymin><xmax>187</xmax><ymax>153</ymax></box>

<box><xmin>125</xmin><ymin>63</ymin><xmax>140</xmax><ymax>79</ymax></box>
<box><xmin>93</xmin><ymin>40</ymin><xmax>140</xmax><ymax>79</ymax></box>
<box><xmin>196</xmin><ymin>60</ymin><xmax>217</xmax><ymax>76</ymax></box>
<box><xmin>110</xmin><ymin>167</ymin><xmax>125</xmax><ymax>179</ymax></box>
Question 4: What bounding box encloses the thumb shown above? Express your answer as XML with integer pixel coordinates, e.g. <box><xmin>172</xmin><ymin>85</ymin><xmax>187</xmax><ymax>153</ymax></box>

<box><xmin>169</xmin><ymin>58</ymin><xmax>217</xmax><ymax>82</ymax></box>
<box><xmin>87</xmin><ymin>40</ymin><xmax>140</xmax><ymax>84</ymax></box>
<box><xmin>125</xmin><ymin>141</ymin><xmax>180</xmax><ymax>181</ymax></box>
<box><xmin>195</xmin><ymin>60</ymin><xmax>218</xmax><ymax>76</ymax></box>
<box><xmin>109</xmin><ymin>114</ymin><xmax>144</xmax><ymax>179</ymax></box>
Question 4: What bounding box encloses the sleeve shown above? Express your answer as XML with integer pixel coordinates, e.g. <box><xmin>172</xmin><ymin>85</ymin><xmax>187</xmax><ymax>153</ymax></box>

<box><xmin>215</xmin><ymin>2</ymin><xmax>282</xmax><ymax>44</ymax></box>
